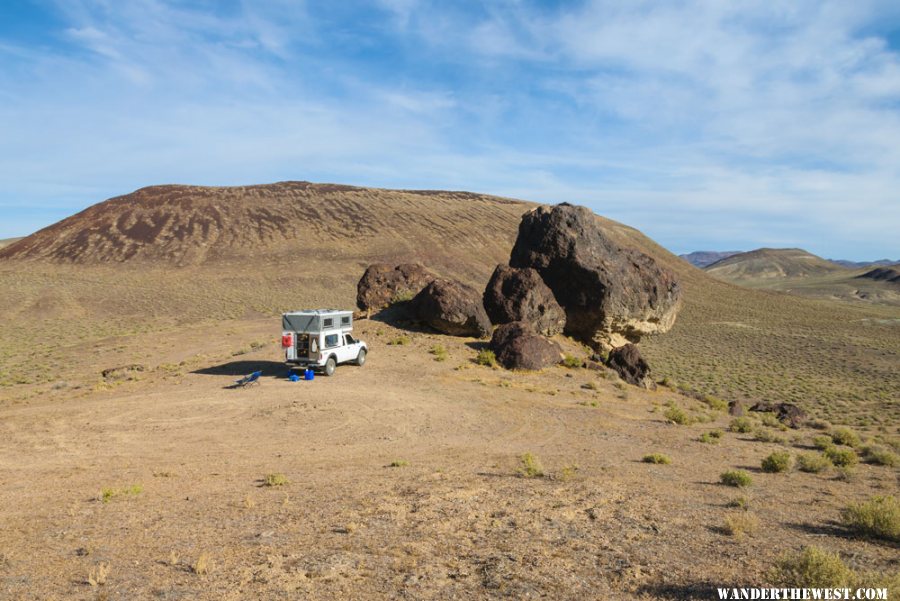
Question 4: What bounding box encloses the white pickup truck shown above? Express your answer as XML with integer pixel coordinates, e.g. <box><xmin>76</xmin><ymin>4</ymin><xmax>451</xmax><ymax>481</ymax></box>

<box><xmin>281</xmin><ymin>309</ymin><xmax>367</xmax><ymax>376</ymax></box>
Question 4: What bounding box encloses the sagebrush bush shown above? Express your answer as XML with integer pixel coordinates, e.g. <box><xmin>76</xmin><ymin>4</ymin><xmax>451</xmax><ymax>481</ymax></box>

<box><xmin>830</xmin><ymin>427</ymin><xmax>860</xmax><ymax>448</ymax></box>
<box><xmin>429</xmin><ymin>344</ymin><xmax>448</xmax><ymax>362</ymax></box>
<box><xmin>518</xmin><ymin>452</ymin><xmax>544</xmax><ymax>478</ymax></box>
<box><xmin>387</xmin><ymin>335</ymin><xmax>410</xmax><ymax>346</ymax></box>
<box><xmin>723</xmin><ymin>512</ymin><xmax>759</xmax><ymax>538</ymax></box>
<box><xmin>812</xmin><ymin>435</ymin><xmax>834</xmax><ymax>450</ymax></box>
<box><xmin>561</xmin><ymin>354</ymin><xmax>581</xmax><ymax>369</ymax></box>
<box><xmin>840</xmin><ymin>495</ymin><xmax>900</xmax><ymax>542</ymax></box>
<box><xmin>762</xmin><ymin>451</ymin><xmax>792</xmax><ymax>473</ymax></box>
<box><xmin>642</xmin><ymin>453</ymin><xmax>671</xmax><ymax>465</ymax></box>
<box><xmin>699</xmin><ymin>430</ymin><xmax>723</xmax><ymax>444</ymax></box>
<box><xmin>824</xmin><ymin>446</ymin><xmax>858</xmax><ymax>467</ymax></box>
<box><xmin>861</xmin><ymin>445</ymin><xmax>900</xmax><ymax>467</ymax></box>
<box><xmin>797</xmin><ymin>452</ymin><xmax>831</xmax><ymax>473</ymax></box>
<box><xmin>720</xmin><ymin>470</ymin><xmax>753</xmax><ymax>487</ymax></box>
<box><xmin>664</xmin><ymin>405</ymin><xmax>691</xmax><ymax>425</ymax></box>
<box><xmin>474</xmin><ymin>349</ymin><xmax>497</xmax><ymax>367</ymax></box>
<box><xmin>754</xmin><ymin>428</ymin><xmax>786</xmax><ymax>444</ymax></box>
<box><xmin>730</xmin><ymin>417</ymin><xmax>754</xmax><ymax>433</ymax></box>
<box><xmin>769</xmin><ymin>546</ymin><xmax>854</xmax><ymax>588</ymax></box>
<box><xmin>264</xmin><ymin>473</ymin><xmax>289</xmax><ymax>487</ymax></box>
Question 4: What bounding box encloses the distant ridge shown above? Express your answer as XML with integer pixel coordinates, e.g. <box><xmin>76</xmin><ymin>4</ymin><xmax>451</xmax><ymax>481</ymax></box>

<box><xmin>0</xmin><ymin>237</ymin><xmax>22</xmax><ymax>249</ymax></box>
<box><xmin>705</xmin><ymin>248</ymin><xmax>846</xmax><ymax>281</ymax></box>
<box><xmin>830</xmin><ymin>258</ymin><xmax>898</xmax><ymax>269</ymax></box>
<box><xmin>857</xmin><ymin>266</ymin><xmax>900</xmax><ymax>284</ymax></box>
<box><xmin>679</xmin><ymin>250</ymin><xmax>742</xmax><ymax>268</ymax></box>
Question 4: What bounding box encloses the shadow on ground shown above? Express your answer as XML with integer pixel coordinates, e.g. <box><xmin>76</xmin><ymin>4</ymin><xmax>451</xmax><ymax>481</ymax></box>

<box><xmin>193</xmin><ymin>360</ymin><xmax>287</xmax><ymax>378</ymax></box>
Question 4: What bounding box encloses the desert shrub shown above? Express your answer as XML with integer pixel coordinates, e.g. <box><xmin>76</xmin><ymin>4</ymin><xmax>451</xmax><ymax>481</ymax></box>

<box><xmin>840</xmin><ymin>495</ymin><xmax>900</xmax><ymax>542</ymax></box>
<box><xmin>561</xmin><ymin>354</ymin><xmax>581</xmax><ymax>369</ymax></box>
<box><xmin>760</xmin><ymin>413</ymin><xmax>784</xmax><ymax>429</ymax></box>
<box><xmin>518</xmin><ymin>452</ymin><xmax>544</xmax><ymax>478</ymax></box>
<box><xmin>769</xmin><ymin>546</ymin><xmax>855</xmax><ymax>588</ymax></box>
<box><xmin>830</xmin><ymin>427</ymin><xmax>860</xmax><ymax>448</ymax></box>
<box><xmin>389</xmin><ymin>460</ymin><xmax>409</xmax><ymax>468</ymax></box>
<box><xmin>556</xmin><ymin>465</ymin><xmax>579</xmax><ymax>481</ymax></box>
<box><xmin>193</xmin><ymin>553</ymin><xmax>212</xmax><ymax>576</ymax></box>
<box><xmin>727</xmin><ymin>496</ymin><xmax>750</xmax><ymax>510</ymax></box>
<box><xmin>699</xmin><ymin>430</ymin><xmax>723</xmax><ymax>444</ymax></box>
<box><xmin>812</xmin><ymin>435</ymin><xmax>834</xmax><ymax>450</ymax></box>
<box><xmin>389</xmin><ymin>290</ymin><xmax>415</xmax><ymax>304</ymax></box>
<box><xmin>834</xmin><ymin>466</ymin><xmax>857</xmax><ymax>482</ymax></box>
<box><xmin>429</xmin><ymin>344</ymin><xmax>448</xmax><ymax>362</ymax></box>
<box><xmin>720</xmin><ymin>470</ymin><xmax>753</xmax><ymax>487</ymax></box>
<box><xmin>642</xmin><ymin>453</ymin><xmax>671</xmax><ymax>465</ymax></box>
<box><xmin>730</xmin><ymin>417</ymin><xmax>754</xmax><ymax>433</ymax></box>
<box><xmin>807</xmin><ymin>418</ymin><xmax>832</xmax><ymax>430</ymax></box>
<box><xmin>264</xmin><ymin>473</ymin><xmax>289</xmax><ymax>487</ymax></box>
<box><xmin>474</xmin><ymin>349</ymin><xmax>497</xmax><ymax>367</ymax></box>
<box><xmin>101</xmin><ymin>484</ymin><xmax>143</xmax><ymax>503</ymax></box>
<box><xmin>761</xmin><ymin>451</ymin><xmax>792</xmax><ymax>473</ymax></box>
<box><xmin>387</xmin><ymin>335</ymin><xmax>410</xmax><ymax>346</ymax></box>
<box><xmin>861</xmin><ymin>445</ymin><xmax>900</xmax><ymax>467</ymax></box>
<box><xmin>797</xmin><ymin>452</ymin><xmax>831</xmax><ymax>473</ymax></box>
<box><xmin>723</xmin><ymin>512</ymin><xmax>759</xmax><ymax>537</ymax></box>
<box><xmin>702</xmin><ymin>395</ymin><xmax>728</xmax><ymax>411</ymax></box>
<box><xmin>664</xmin><ymin>405</ymin><xmax>691</xmax><ymax>425</ymax></box>
<box><xmin>754</xmin><ymin>428</ymin><xmax>786</xmax><ymax>444</ymax></box>
<box><xmin>824</xmin><ymin>447</ymin><xmax>858</xmax><ymax>467</ymax></box>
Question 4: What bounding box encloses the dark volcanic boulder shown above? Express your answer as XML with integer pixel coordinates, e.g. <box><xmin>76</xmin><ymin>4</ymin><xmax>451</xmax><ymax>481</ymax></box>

<box><xmin>749</xmin><ymin>401</ymin><xmax>807</xmax><ymax>429</ymax></box>
<box><xmin>489</xmin><ymin>321</ymin><xmax>562</xmax><ymax>370</ymax></box>
<box><xmin>411</xmin><ymin>279</ymin><xmax>492</xmax><ymax>337</ymax></box>
<box><xmin>483</xmin><ymin>264</ymin><xmax>566</xmax><ymax>336</ymax></box>
<box><xmin>509</xmin><ymin>204</ymin><xmax>682</xmax><ymax>347</ymax></box>
<box><xmin>357</xmin><ymin>263</ymin><xmax>435</xmax><ymax>311</ymax></box>
<box><xmin>605</xmin><ymin>343</ymin><xmax>653</xmax><ymax>388</ymax></box>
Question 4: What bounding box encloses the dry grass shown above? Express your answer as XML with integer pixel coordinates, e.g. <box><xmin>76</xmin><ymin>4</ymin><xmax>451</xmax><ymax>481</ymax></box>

<box><xmin>722</xmin><ymin>512</ymin><xmax>759</xmax><ymax>538</ymax></box>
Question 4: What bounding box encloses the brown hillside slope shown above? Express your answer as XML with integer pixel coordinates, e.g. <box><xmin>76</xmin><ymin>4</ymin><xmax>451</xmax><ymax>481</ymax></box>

<box><xmin>0</xmin><ymin>182</ymin><xmax>530</xmax><ymax>276</ymax></box>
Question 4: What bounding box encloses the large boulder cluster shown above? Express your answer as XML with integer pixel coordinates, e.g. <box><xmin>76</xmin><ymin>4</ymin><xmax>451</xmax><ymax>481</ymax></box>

<box><xmin>356</xmin><ymin>263</ymin><xmax>434</xmax><ymax>312</ymax></box>
<box><xmin>355</xmin><ymin>202</ymin><xmax>683</xmax><ymax>377</ymax></box>
<box><xmin>411</xmin><ymin>279</ymin><xmax>492</xmax><ymax>338</ymax></box>
<box><xmin>509</xmin><ymin>203</ymin><xmax>682</xmax><ymax>348</ymax></box>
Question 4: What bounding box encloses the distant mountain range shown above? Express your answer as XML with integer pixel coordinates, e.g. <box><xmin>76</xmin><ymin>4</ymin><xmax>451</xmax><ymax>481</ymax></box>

<box><xmin>681</xmin><ymin>250</ymin><xmax>897</xmax><ymax>270</ymax></box>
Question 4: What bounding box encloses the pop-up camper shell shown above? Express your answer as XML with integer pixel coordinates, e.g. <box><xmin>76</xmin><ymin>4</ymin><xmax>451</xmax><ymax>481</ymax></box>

<box><xmin>281</xmin><ymin>309</ymin><xmax>367</xmax><ymax>376</ymax></box>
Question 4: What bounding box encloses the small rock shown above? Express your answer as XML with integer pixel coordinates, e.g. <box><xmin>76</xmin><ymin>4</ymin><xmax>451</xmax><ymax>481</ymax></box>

<box><xmin>605</xmin><ymin>343</ymin><xmax>654</xmax><ymax>389</ymax></box>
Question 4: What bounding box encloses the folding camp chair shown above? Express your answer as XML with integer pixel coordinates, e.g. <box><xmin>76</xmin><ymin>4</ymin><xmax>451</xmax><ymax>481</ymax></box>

<box><xmin>234</xmin><ymin>370</ymin><xmax>262</xmax><ymax>388</ymax></box>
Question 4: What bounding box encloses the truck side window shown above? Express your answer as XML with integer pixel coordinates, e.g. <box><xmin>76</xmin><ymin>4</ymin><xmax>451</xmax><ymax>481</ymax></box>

<box><xmin>345</xmin><ymin>334</ymin><xmax>355</xmax><ymax>344</ymax></box>
<box><xmin>325</xmin><ymin>334</ymin><xmax>339</xmax><ymax>348</ymax></box>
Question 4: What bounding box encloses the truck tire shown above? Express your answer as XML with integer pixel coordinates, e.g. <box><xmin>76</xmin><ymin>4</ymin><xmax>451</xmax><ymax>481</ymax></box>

<box><xmin>324</xmin><ymin>356</ymin><xmax>337</xmax><ymax>377</ymax></box>
<box><xmin>356</xmin><ymin>349</ymin><xmax>367</xmax><ymax>366</ymax></box>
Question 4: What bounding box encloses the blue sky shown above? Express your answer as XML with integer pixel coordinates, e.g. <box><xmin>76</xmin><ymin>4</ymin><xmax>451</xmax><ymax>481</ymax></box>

<box><xmin>1</xmin><ymin>1</ymin><xmax>899</xmax><ymax>260</ymax></box>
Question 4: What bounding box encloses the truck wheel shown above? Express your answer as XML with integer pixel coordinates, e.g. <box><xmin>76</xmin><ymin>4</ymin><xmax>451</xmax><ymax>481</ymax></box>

<box><xmin>324</xmin><ymin>356</ymin><xmax>336</xmax><ymax>377</ymax></box>
<box><xmin>356</xmin><ymin>349</ymin><xmax>366</xmax><ymax>366</ymax></box>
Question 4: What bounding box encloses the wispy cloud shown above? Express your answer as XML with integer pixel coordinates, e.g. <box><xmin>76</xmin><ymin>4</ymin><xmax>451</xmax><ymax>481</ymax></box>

<box><xmin>0</xmin><ymin>0</ymin><xmax>898</xmax><ymax>258</ymax></box>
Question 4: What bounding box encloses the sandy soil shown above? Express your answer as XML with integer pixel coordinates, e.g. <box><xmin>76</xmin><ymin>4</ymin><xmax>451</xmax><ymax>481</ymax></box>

<box><xmin>1</xmin><ymin>318</ymin><xmax>896</xmax><ymax>600</ymax></box>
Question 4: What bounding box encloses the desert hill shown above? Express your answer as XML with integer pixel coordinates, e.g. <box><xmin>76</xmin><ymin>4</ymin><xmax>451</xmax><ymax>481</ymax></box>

<box><xmin>858</xmin><ymin>265</ymin><xmax>900</xmax><ymax>284</ymax></box>
<box><xmin>704</xmin><ymin>248</ymin><xmax>846</xmax><ymax>282</ymax></box>
<box><xmin>0</xmin><ymin>182</ymin><xmax>532</xmax><ymax>275</ymax></box>
<box><xmin>679</xmin><ymin>250</ymin><xmax>742</xmax><ymax>268</ymax></box>
<box><xmin>0</xmin><ymin>237</ymin><xmax>22</xmax><ymax>249</ymax></box>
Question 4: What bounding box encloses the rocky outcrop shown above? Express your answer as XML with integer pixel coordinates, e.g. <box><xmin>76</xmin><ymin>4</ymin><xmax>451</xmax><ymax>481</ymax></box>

<box><xmin>482</xmin><ymin>264</ymin><xmax>566</xmax><ymax>336</ymax></box>
<box><xmin>356</xmin><ymin>263</ymin><xmax>435</xmax><ymax>311</ymax></box>
<box><xmin>489</xmin><ymin>322</ymin><xmax>562</xmax><ymax>370</ymax></box>
<box><xmin>749</xmin><ymin>401</ymin><xmax>807</xmax><ymax>429</ymax></box>
<box><xmin>605</xmin><ymin>344</ymin><xmax>653</xmax><ymax>388</ymax></box>
<box><xmin>411</xmin><ymin>279</ymin><xmax>492</xmax><ymax>337</ymax></box>
<box><xmin>509</xmin><ymin>203</ymin><xmax>682</xmax><ymax>348</ymax></box>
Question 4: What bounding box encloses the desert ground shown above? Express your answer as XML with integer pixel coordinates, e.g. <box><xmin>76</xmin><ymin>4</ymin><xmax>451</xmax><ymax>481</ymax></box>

<box><xmin>0</xmin><ymin>184</ymin><xmax>897</xmax><ymax>599</ymax></box>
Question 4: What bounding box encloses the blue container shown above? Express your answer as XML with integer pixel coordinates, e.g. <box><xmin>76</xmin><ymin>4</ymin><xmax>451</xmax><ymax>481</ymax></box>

<box><xmin>288</xmin><ymin>373</ymin><xmax>300</xmax><ymax>382</ymax></box>
<box><xmin>304</xmin><ymin>369</ymin><xmax>314</xmax><ymax>381</ymax></box>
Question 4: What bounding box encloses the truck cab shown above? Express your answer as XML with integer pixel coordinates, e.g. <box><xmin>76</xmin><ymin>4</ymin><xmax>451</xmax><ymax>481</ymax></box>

<box><xmin>282</xmin><ymin>309</ymin><xmax>367</xmax><ymax>376</ymax></box>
